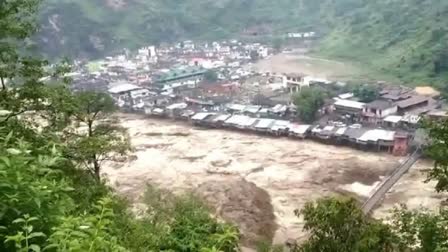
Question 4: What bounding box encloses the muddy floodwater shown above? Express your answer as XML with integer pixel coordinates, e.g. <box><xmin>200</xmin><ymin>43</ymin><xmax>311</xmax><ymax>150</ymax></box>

<box><xmin>104</xmin><ymin>113</ymin><xmax>441</xmax><ymax>246</ymax></box>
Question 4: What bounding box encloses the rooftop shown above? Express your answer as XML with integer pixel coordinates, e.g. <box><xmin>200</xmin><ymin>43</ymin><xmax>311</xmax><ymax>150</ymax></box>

<box><xmin>192</xmin><ymin>112</ymin><xmax>215</xmax><ymax>121</ymax></box>
<box><xmin>108</xmin><ymin>83</ymin><xmax>141</xmax><ymax>94</ymax></box>
<box><xmin>156</xmin><ymin>66</ymin><xmax>206</xmax><ymax>83</ymax></box>
<box><xmin>358</xmin><ymin>129</ymin><xmax>395</xmax><ymax>142</ymax></box>
<box><xmin>383</xmin><ymin>115</ymin><xmax>403</xmax><ymax>123</ymax></box>
<box><xmin>366</xmin><ymin>100</ymin><xmax>396</xmax><ymax>110</ymax></box>
<box><xmin>254</xmin><ymin>118</ymin><xmax>276</xmax><ymax>129</ymax></box>
<box><xmin>289</xmin><ymin>124</ymin><xmax>312</xmax><ymax>134</ymax></box>
<box><xmin>396</xmin><ymin>96</ymin><xmax>428</xmax><ymax>109</ymax></box>
<box><xmin>334</xmin><ymin>99</ymin><xmax>366</xmax><ymax>109</ymax></box>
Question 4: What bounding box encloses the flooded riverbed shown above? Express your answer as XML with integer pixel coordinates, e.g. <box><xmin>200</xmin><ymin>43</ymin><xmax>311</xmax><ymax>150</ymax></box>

<box><xmin>104</xmin><ymin>113</ymin><xmax>439</xmax><ymax>246</ymax></box>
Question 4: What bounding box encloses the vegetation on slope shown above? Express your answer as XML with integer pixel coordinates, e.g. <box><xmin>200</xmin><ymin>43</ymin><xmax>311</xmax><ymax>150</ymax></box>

<box><xmin>38</xmin><ymin>0</ymin><xmax>448</xmax><ymax>84</ymax></box>
<box><xmin>317</xmin><ymin>0</ymin><xmax>448</xmax><ymax>86</ymax></box>
<box><xmin>0</xmin><ymin>1</ymin><xmax>239</xmax><ymax>251</ymax></box>
<box><xmin>5</xmin><ymin>1</ymin><xmax>448</xmax><ymax>251</ymax></box>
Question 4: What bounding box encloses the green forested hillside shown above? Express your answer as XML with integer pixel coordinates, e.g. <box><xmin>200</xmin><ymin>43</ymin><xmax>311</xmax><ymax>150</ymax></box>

<box><xmin>38</xmin><ymin>0</ymin><xmax>447</xmax><ymax>81</ymax></box>
<box><xmin>38</xmin><ymin>0</ymin><xmax>319</xmax><ymax>58</ymax></box>
<box><xmin>318</xmin><ymin>0</ymin><xmax>448</xmax><ymax>85</ymax></box>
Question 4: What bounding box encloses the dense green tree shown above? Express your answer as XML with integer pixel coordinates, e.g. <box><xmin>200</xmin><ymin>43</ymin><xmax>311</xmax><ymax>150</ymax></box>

<box><xmin>0</xmin><ymin>1</ymin><xmax>242</xmax><ymax>251</ymax></box>
<box><xmin>391</xmin><ymin>206</ymin><xmax>448</xmax><ymax>252</ymax></box>
<box><xmin>422</xmin><ymin>118</ymin><xmax>448</xmax><ymax>193</ymax></box>
<box><xmin>64</xmin><ymin>91</ymin><xmax>131</xmax><ymax>181</ymax></box>
<box><xmin>352</xmin><ymin>84</ymin><xmax>379</xmax><ymax>103</ymax></box>
<box><xmin>293</xmin><ymin>197</ymin><xmax>397</xmax><ymax>252</ymax></box>
<box><xmin>293</xmin><ymin>87</ymin><xmax>326</xmax><ymax>123</ymax></box>
<box><xmin>113</xmin><ymin>185</ymin><xmax>240</xmax><ymax>252</ymax></box>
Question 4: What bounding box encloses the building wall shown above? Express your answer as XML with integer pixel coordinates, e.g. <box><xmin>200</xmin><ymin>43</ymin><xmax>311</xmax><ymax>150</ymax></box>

<box><xmin>382</xmin><ymin>106</ymin><xmax>398</xmax><ymax>117</ymax></box>
<box><xmin>335</xmin><ymin>105</ymin><xmax>362</xmax><ymax>115</ymax></box>
<box><xmin>393</xmin><ymin>137</ymin><xmax>409</xmax><ymax>156</ymax></box>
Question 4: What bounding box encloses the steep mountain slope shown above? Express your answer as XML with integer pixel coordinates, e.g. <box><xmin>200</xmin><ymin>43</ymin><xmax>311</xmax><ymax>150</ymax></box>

<box><xmin>38</xmin><ymin>0</ymin><xmax>448</xmax><ymax>83</ymax></box>
<box><xmin>318</xmin><ymin>0</ymin><xmax>448</xmax><ymax>84</ymax></box>
<box><xmin>37</xmin><ymin>0</ymin><xmax>321</xmax><ymax>58</ymax></box>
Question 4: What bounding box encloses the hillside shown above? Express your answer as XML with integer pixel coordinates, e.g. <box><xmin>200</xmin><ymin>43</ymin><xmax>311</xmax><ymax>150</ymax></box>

<box><xmin>317</xmin><ymin>0</ymin><xmax>448</xmax><ymax>85</ymax></box>
<box><xmin>38</xmin><ymin>0</ymin><xmax>448</xmax><ymax>84</ymax></box>
<box><xmin>37</xmin><ymin>0</ymin><xmax>322</xmax><ymax>58</ymax></box>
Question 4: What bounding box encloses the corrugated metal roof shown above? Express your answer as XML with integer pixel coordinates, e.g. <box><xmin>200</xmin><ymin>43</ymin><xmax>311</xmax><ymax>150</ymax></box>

<box><xmin>334</xmin><ymin>99</ymin><xmax>366</xmax><ymax>109</ymax></box>
<box><xmin>192</xmin><ymin>113</ymin><xmax>214</xmax><ymax>121</ymax></box>
<box><xmin>108</xmin><ymin>83</ymin><xmax>141</xmax><ymax>94</ymax></box>
<box><xmin>225</xmin><ymin>115</ymin><xmax>251</xmax><ymax>125</ymax></box>
<box><xmin>213</xmin><ymin>114</ymin><xmax>231</xmax><ymax>122</ymax></box>
<box><xmin>396</xmin><ymin>96</ymin><xmax>428</xmax><ymax>109</ymax></box>
<box><xmin>226</xmin><ymin>104</ymin><xmax>246</xmax><ymax>111</ymax></box>
<box><xmin>255</xmin><ymin>119</ymin><xmax>276</xmax><ymax>129</ymax></box>
<box><xmin>343</xmin><ymin>128</ymin><xmax>367</xmax><ymax>139</ymax></box>
<box><xmin>358</xmin><ymin>129</ymin><xmax>395</xmax><ymax>142</ymax></box>
<box><xmin>383</xmin><ymin>115</ymin><xmax>403</xmax><ymax>123</ymax></box>
<box><xmin>270</xmin><ymin>120</ymin><xmax>290</xmax><ymax>131</ymax></box>
<box><xmin>239</xmin><ymin>118</ymin><xmax>258</xmax><ymax>127</ymax></box>
<box><xmin>244</xmin><ymin>105</ymin><xmax>261</xmax><ymax>114</ymax></box>
<box><xmin>289</xmin><ymin>124</ymin><xmax>312</xmax><ymax>134</ymax></box>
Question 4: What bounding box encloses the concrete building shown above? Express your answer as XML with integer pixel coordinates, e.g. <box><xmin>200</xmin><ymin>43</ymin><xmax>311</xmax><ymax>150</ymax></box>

<box><xmin>282</xmin><ymin>73</ymin><xmax>307</xmax><ymax>93</ymax></box>
<box><xmin>362</xmin><ymin>100</ymin><xmax>398</xmax><ymax>124</ymax></box>
<box><xmin>334</xmin><ymin>99</ymin><xmax>366</xmax><ymax>115</ymax></box>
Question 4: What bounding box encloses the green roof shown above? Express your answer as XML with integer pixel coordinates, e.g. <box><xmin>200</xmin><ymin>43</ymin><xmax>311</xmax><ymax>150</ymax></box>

<box><xmin>157</xmin><ymin>66</ymin><xmax>206</xmax><ymax>83</ymax></box>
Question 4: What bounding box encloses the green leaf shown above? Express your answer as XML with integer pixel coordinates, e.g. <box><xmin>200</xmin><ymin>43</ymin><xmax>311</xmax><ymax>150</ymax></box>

<box><xmin>4</xmin><ymin>131</ymin><xmax>13</xmax><ymax>144</ymax></box>
<box><xmin>6</xmin><ymin>148</ymin><xmax>21</xmax><ymax>155</ymax></box>
<box><xmin>29</xmin><ymin>244</ymin><xmax>41</xmax><ymax>252</ymax></box>
<box><xmin>28</xmin><ymin>232</ymin><xmax>46</xmax><ymax>239</ymax></box>
<box><xmin>51</xmin><ymin>144</ymin><xmax>58</xmax><ymax>155</ymax></box>
<box><xmin>12</xmin><ymin>218</ymin><xmax>25</xmax><ymax>224</ymax></box>
<box><xmin>0</xmin><ymin>157</ymin><xmax>10</xmax><ymax>167</ymax></box>
<box><xmin>33</xmin><ymin>198</ymin><xmax>41</xmax><ymax>209</ymax></box>
<box><xmin>43</xmin><ymin>244</ymin><xmax>58</xmax><ymax>251</ymax></box>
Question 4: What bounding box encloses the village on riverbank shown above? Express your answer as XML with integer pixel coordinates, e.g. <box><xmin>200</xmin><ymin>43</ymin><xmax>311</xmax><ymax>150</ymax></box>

<box><xmin>66</xmin><ymin>38</ymin><xmax>447</xmax><ymax>156</ymax></box>
<box><xmin>59</xmin><ymin>38</ymin><xmax>447</xmax><ymax>247</ymax></box>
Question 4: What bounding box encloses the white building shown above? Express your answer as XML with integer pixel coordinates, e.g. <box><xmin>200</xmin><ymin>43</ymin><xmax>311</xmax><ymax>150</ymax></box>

<box><xmin>282</xmin><ymin>73</ymin><xmax>308</xmax><ymax>93</ymax></box>
<box><xmin>258</xmin><ymin>47</ymin><xmax>269</xmax><ymax>58</ymax></box>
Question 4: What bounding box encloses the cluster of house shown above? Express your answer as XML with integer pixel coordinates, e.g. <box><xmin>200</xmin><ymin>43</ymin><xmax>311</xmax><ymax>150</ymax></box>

<box><xmin>332</xmin><ymin>85</ymin><xmax>446</xmax><ymax>128</ymax></box>
<box><xmin>68</xmin><ymin>39</ymin><xmax>271</xmax><ymax>96</ymax></box>
<box><xmin>108</xmin><ymin>73</ymin><xmax>448</xmax><ymax>156</ymax></box>
<box><xmin>189</xmin><ymin>111</ymin><xmax>410</xmax><ymax>156</ymax></box>
<box><xmin>59</xmin><ymin>38</ymin><xmax>448</xmax><ymax>157</ymax></box>
<box><xmin>118</xmin><ymin>94</ymin><xmax>410</xmax><ymax>156</ymax></box>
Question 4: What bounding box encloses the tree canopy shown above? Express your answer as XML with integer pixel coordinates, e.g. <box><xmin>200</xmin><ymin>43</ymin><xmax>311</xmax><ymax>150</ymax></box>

<box><xmin>293</xmin><ymin>87</ymin><xmax>326</xmax><ymax>123</ymax></box>
<box><xmin>352</xmin><ymin>84</ymin><xmax>379</xmax><ymax>103</ymax></box>
<box><xmin>0</xmin><ymin>1</ymin><xmax>240</xmax><ymax>251</ymax></box>
<box><xmin>422</xmin><ymin>118</ymin><xmax>448</xmax><ymax>193</ymax></box>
